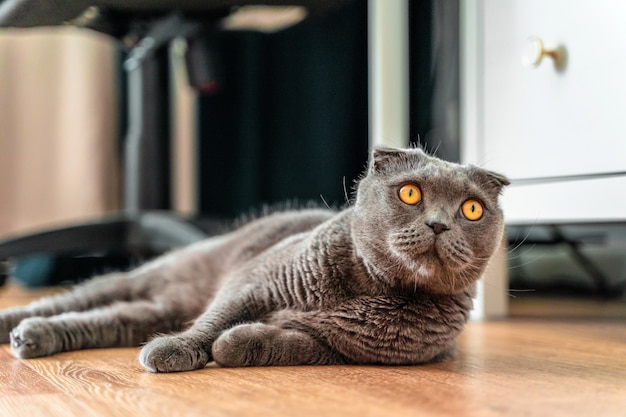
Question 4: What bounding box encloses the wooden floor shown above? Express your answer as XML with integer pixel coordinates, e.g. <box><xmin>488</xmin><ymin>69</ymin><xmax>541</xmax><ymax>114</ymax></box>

<box><xmin>1</xmin><ymin>284</ymin><xmax>624</xmax><ymax>417</ymax></box>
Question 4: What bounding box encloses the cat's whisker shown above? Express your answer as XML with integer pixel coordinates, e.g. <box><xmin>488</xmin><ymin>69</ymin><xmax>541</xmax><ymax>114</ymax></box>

<box><xmin>507</xmin><ymin>243</ymin><xmax>537</xmax><ymax>261</ymax></box>
<box><xmin>507</xmin><ymin>289</ymin><xmax>537</xmax><ymax>299</ymax></box>
<box><xmin>431</xmin><ymin>142</ymin><xmax>442</xmax><ymax>157</ymax></box>
<box><xmin>409</xmin><ymin>135</ymin><xmax>421</xmax><ymax>150</ymax></box>
<box><xmin>342</xmin><ymin>176</ymin><xmax>350</xmax><ymax>206</ymax></box>
<box><xmin>473</xmin><ymin>156</ymin><xmax>497</xmax><ymax>170</ymax></box>
<box><xmin>480</xmin><ymin>276</ymin><xmax>534</xmax><ymax>299</ymax></box>
<box><xmin>507</xmin><ymin>224</ymin><xmax>537</xmax><ymax>254</ymax></box>
<box><xmin>507</xmin><ymin>255</ymin><xmax>544</xmax><ymax>270</ymax></box>
<box><xmin>319</xmin><ymin>194</ymin><xmax>331</xmax><ymax>210</ymax></box>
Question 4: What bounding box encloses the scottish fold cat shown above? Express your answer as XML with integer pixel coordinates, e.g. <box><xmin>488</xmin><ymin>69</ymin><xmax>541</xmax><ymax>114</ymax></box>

<box><xmin>0</xmin><ymin>147</ymin><xmax>508</xmax><ymax>372</ymax></box>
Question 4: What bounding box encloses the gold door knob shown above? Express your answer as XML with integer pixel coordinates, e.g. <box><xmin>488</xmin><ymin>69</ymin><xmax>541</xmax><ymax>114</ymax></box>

<box><xmin>522</xmin><ymin>37</ymin><xmax>567</xmax><ymax>70</ymax></box>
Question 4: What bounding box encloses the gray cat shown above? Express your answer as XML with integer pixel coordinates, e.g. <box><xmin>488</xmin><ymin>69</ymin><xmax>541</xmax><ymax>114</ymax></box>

<box><xmin>0</xmin><ymin>147</ymin><xmax>508</xmax><ymax>372</ymax></box>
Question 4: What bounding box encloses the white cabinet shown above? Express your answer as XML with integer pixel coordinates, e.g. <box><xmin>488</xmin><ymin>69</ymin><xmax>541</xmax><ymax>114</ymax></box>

<box><xmin>461</xmin><ymin>0</ymin><xmax>626</xmax><ymax>318</ymax></box>
<box><xmin>462</xmin><ymin>0</ymin><xmax>626</xmax><ymax>225</ymax></box>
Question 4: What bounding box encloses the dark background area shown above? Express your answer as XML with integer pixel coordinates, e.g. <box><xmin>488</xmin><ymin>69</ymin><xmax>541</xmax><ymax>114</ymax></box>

<box><xmin>196</xmin><ymin>0</ymin><xmax>460</xmax><ymax>219</ymax></box>
<box><xmin>197</xmin><ymin>2</ymin><xmax>369</xmax><ymax>218</ymax></box>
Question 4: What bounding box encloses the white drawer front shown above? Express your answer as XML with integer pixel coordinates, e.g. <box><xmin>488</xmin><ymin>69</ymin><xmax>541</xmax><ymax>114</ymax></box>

<box><xmin>480</xmin><ymin>0</ymin><xmax>626</xmax><ymax>180</ymax></box>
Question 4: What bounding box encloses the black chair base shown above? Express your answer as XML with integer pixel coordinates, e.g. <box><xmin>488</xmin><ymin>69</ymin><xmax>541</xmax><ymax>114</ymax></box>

<box><xmin>0</xmin><ymin>212</ymin><xmax>209</xmax><ymax>286</ymax></box>
<box><xmin>0</xmin><ymin>212</ymin><xmax>208</xmax><ymax>261</ymax></box>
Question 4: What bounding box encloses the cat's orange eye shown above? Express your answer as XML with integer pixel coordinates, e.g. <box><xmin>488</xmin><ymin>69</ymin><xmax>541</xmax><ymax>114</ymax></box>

<box><xmin>399</xmin><ymin>184</ymin><xmax>422</xmax><ymax>205</ymax></box>
<box><xmin>461</xmin><ymin>199</ymin><xmax>484</xmax><ymax>221</ymax></box>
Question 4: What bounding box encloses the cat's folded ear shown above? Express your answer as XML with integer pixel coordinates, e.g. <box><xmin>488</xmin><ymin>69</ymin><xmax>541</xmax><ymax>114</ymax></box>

<box><xmin>370</xmin><ymin>147</ymin><xmax>425</xmax><ymax>174</ymax></box>
<box><xmin>468</xmin><ymin>166</ymin><xmax>510</xmax><ymax>195</ymax></box>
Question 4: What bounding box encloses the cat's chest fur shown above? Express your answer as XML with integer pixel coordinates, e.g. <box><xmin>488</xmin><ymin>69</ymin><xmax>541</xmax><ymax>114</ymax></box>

<box><xmin>325</xmin><ymin>291</ymin><xmax>473</xmax><ymax>364</ymax></box>
<box><xmin>233</xmin><ymin>210</ymin><xmax>360</xmax><ymax>309</ymax></box>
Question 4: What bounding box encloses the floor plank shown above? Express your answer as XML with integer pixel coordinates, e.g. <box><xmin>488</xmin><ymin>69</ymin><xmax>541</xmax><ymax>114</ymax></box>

<box><xmin>0</xmin><ymin>284</ymin><xmax>624</xmax><ymax>417</ymax></box>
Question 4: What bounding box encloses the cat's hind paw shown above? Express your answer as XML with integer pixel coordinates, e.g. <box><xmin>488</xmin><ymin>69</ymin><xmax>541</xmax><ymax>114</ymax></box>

<box><xmin>10</xmin><ymin>317</ymin><xmax>59</xmax><ymax>359</ymax></box>
<box><xmin>212</xmin><ymin>323</ymin><xmax>277</xmax><ymax>367</ymax></box>
<box><xmin>212</xmin><ymin>322</ymin><xmax>340</xmax><ymax>367</ymax></box>
<box><xmin>139</xmin><ymin>335</ymin><xmax>210</xmax><ymax>373</ymax></box>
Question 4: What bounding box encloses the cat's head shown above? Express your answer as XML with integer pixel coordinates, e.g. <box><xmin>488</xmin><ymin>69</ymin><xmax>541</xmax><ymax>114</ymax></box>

<box><xmin>351</xmin><ymin>147</ymin><xmax>509</xmax><ymax>294</ymax></box>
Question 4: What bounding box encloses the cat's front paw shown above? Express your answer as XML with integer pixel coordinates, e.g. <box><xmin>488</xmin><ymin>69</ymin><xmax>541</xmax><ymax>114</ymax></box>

<box><xmin>10</xmin><ymin>317</ymin><xmax>59</xmax><ymax>359</ymax></box>
<box><xmin>0</xmin><ymin>310</ymin><xmax>28</xmax><ymax>344</ymax></box>
<box><xmin>139</xmin><ymin>335</ymin><xmax>210</xmax><ymax>373</ymax></box>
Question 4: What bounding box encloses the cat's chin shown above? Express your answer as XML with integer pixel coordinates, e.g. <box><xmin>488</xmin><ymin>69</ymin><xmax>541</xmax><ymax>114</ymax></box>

<box><xmin>392</xmin><ymin>234</ymin><xmax>473</xmax><ymax>273</ymax></box>
<box><xmin>390</xmin><ymin>247</ymin><xmax>440</xmax><ymax>281</ymax></box>
<box><xmin>391</xmin><ymin>245</ymin><xmax>474</xmax><ymax>289</ymax></box>
<box><xmin>402</xmin><ymin>256</ymin><xmax>436</xmax><ymax>280</ymax></box>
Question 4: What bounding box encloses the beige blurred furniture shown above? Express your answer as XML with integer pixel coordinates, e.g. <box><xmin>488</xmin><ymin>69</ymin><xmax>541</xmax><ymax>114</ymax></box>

<box><xmin>0</xmin><ymin>29</ymin><xmax>119</xmax><ymax>238</ymax></box>
<box><xmin>0</xmin><ymin>0</ymin><xmax>351</xmax><ymax>275</ymax></box>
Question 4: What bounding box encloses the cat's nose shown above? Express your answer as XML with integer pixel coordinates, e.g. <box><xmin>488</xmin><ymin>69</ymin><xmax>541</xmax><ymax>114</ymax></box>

<box><xmin>427</xmin><ymin>221</ymin><xmax>449</xmax><ymax>235</ymax></box>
